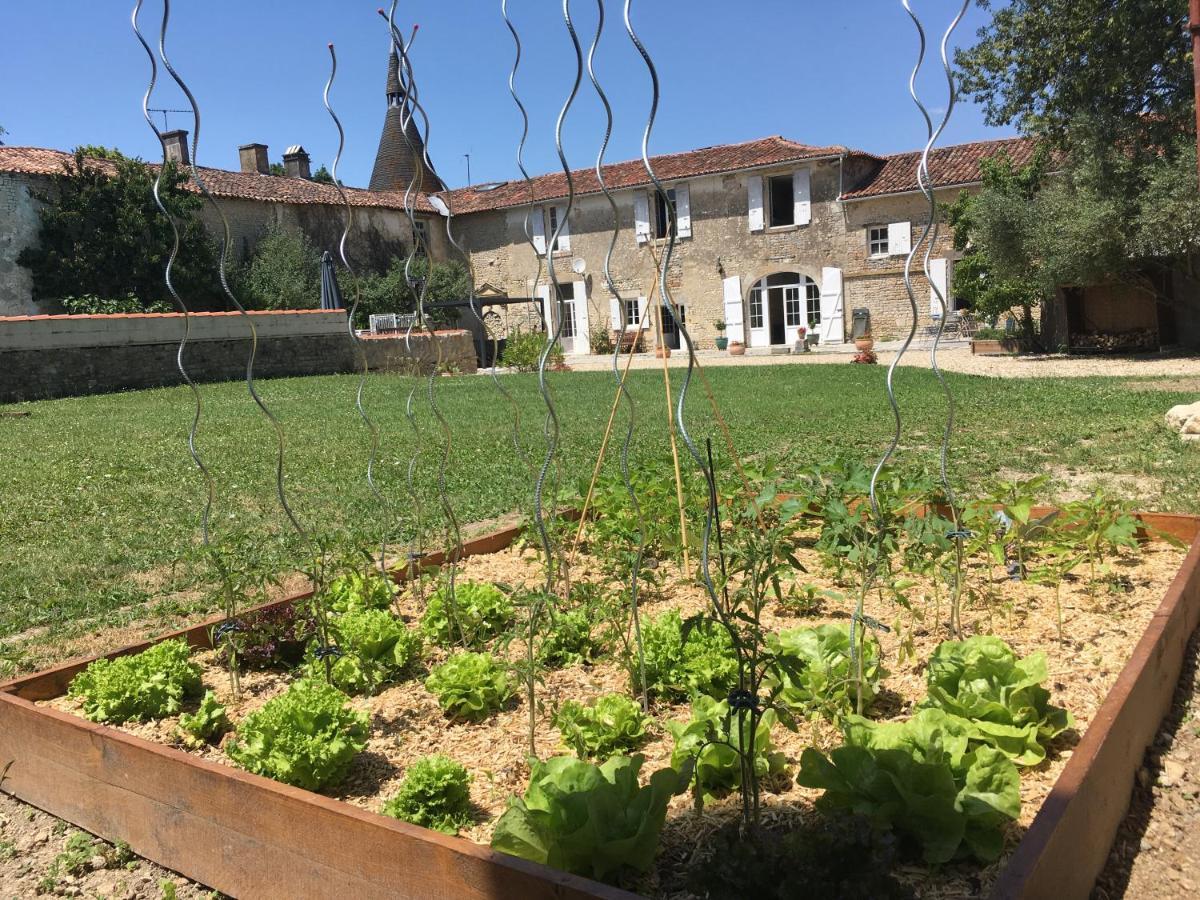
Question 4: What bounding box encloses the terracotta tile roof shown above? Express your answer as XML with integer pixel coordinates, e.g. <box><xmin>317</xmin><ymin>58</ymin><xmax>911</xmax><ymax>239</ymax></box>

<box><xmin>0</xmin><ymin>146</ymin><xmax>437</xmax><ymax>213</ymax></box>
<box><xmin>840</xmin><ymin>136</ymin><xmax>1039</xmax><ymax>200</ymax></box>
<box><xmin>437</xmin><ymin>136</ymin><xmax>859</xmax><ymax>214</ymax></box>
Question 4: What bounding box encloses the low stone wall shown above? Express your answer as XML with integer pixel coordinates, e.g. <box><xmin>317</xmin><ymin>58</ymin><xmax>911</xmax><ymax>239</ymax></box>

<box><xmin>360</xmin><ymin>330</ymin><xmax>478</xmax><ymax>376</ymax></box>
<box><xmin>0</xmin><ymin>312</ymin><xmax>476</xmax><ymax>403</ymax></box>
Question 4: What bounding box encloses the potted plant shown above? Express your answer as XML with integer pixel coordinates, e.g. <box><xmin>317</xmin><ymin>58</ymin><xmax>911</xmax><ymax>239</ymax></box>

<box><xmin>728</xmin><ymin>339</ymin><xmax>746</xmax><ymax>356</ymax></box>
<box><xmin>714</xmin><ymin>320</ymin><xmax>728</xmax><ymax>352</ymax></box>
<box><xmin>855</xmin><ymin>331</ymin><xmax>875</xmax><ymax>353</ymax></box>
<box><xmin>655</xmin><ymin>342</ymin><xmax>671</xmax><ymax>359</ymax></box>
<box><xmin>794</xmin><ymin>325</ymin><xmax>809</xmax><ymax>353</ymax></box>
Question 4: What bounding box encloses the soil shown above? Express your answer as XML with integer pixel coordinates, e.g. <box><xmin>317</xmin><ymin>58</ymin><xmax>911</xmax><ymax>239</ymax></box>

<box><xmin>20</xmin><ymin>524</ymin><xmax>1188</xmax><ymax>899</ymax></box>
<box><xmin>1093</xmin><ymin>630</ymin><xmax>1200</xmax><ymax>899</ymax></box>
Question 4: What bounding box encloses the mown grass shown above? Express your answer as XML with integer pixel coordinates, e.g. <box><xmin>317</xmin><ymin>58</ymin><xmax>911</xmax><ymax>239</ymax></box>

<box><xmin>1</xmin><ymin>364</ymin><xmax>1196</xmax><ymax>663</ymax></box>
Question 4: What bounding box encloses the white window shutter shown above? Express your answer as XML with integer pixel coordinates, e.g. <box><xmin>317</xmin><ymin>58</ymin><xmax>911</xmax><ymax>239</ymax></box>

<box><xmin>819</xmin><ymin>267</ymin><xmax>844</xmax><ymax>344</ymax></box>
<box><xmin>609</xmin><ymin>297</ymin><xmax>622</xmax><ymax>330</ymax></box>
<box><xmin>638</xmin><ymin>296</ymin><xmax>651</xmax><ymax>330</ymax></box>
<box><xmin>747</xmin><ymin>177</ymin><xmax>764</xmax><ymax>232</ymax></box>
<box><xmin>556</xmin><ymin>205</ymin><xmax>571</xmax><ymax>252</ymax></box>
<box><xmin>888</xmin><ymin>221</ymin><xmax>912</xmax><ymax>256</ymax></box>
<box><xmin>674</xmin><ymin>184</ymin><xmax>692</xmax><ymax>238</ymax></box>
<box><xmin>793</xmin><ymin>169</ymin><xmax>811</xmax><ymax>226</ymax></box>
<box><xmin>634</xmin><ymin>192</ymin><xmax>651</xmax><ymax>244</ymax></box>
<box><xmin>929</xmin><ymin>257</ymin><xmax>948</xmax><ymax>318</ymax></box>
<box><xmin>531</xmin><ymin>209</ymin><xmax>546</xmax><ymax>255</ymax></box>
<box><xmin>537</xmin><ymin>284</ymin><xmax>552</xmax><ymax>332</ymax></box>
<box><xmin>573</xmin><ymin>280</ymin><xmax>588</xmax><ymax>336</ymax></box>
<box><xmin>722</xmin><ymin>276</ymin><xmax>744</xmax><ymax>342</ymax></box>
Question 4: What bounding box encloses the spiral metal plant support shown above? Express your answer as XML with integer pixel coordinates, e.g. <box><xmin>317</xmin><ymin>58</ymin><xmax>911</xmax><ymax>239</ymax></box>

<box><xmin>385</xmin><ymin>6</ymin><xmax>465</xmax><ymax>638</ymax></box>
<box><xmin>626</xmin><ymin>0</ymin><xmax>757</xmax><ymax>823</ymax></box>
<box><xmin>156</xmin><ymin>0</ymin><xmax>336</xmax><ymax>677</ymax></box>
<box><xmin>325</xmin><ymin>42</ymin><xmax>390</xmax><ymax>577</ymax></box>
<box><xmin>131</xmin><ymin>0</ymin><xmax>213</xmax><ymax>548</ymax></box>
<box><xmin>587</xmin><ymin>0</ymin><xmax>649</xmax><ymax>711</ymax></box>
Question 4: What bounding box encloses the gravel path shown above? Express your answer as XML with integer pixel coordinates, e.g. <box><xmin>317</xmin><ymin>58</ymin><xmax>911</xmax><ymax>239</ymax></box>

<box><xmin>1094</xmin><ymin>631</ymin><xmax>1200</xmax><ymax>899</ymax></box>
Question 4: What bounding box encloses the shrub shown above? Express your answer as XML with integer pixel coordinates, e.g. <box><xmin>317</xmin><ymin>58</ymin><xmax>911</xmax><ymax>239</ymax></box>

<box><xmin>491</xmin><ymin>755</ymin><xmax>687</xmax><ymax>883</ymax></box>
<box><xmin>68</xmin><ymin>639</ymin><xmax>201</xmax><ymax>724</ymax></box>
<box><xmin>60</xmin><ymin>294</ymin><xmax>173</xmax><ymax>315</ymax></box>
<box><xmin>764</xmin><ymin>625</ymin><xmax>883</xmax><ymax>722</ymax></box>
<box><xmin>553</xmin><ymin>694</ymin><xmax>650</xmax><ymax>759</ymax></box>
<box><xmin>236</xmin><ymin>222</ymin><xmax>321</xmax><ymax>310</ymax></box>
<box><xmin>589</xmin><ymin>327</ymin><xmax>615</xmax><ymax>355</ymax></box>
<box><xmin>633</xmin><ymin>610</ymin><xmax>737</xmax><ymax>701</ymax></box>
<box><xmin>225</xmin><ymin>679</ymin><xmax>368</xmax><ymax>790</ymax></box>
<box><xmin>421</xmin><ymin>581</ymin><xmax>514</xmax><ymax>648</ymax></box>
<box><xmin>381</xmin><ymin>754</ymin><xmax>474</xmax><ymax>834</ymax></box>
<box><xmin>177</xmin><ymin>690</ymin><xmax>230</xmax><ymax>746</ymax></box>
<box><xmin>305</xmin><ymin>608</ymin><xmax>422</xmax><ymax>696</ymax></box>
<box><xmin>919</xmin><ymin>635</ymin><xmax>1073</xmax><ymax>766</ymax></box>
<box><xmin>500</xmin><ymin>329</ymin><xmax>562</xmax><ymax>372</ymax></box>
<box><xmin>425</xmin><ymin>652</ymin><xmax>513</xmax><ymax>721</ymax></box>
<box><xmin>667</xmin><ymin>695</ymin><xmax>786</xmax><ymax>803</ymax></box>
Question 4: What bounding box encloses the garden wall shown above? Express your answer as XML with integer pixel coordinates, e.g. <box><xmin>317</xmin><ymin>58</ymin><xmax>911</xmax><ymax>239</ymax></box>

<box><xmin>0</xmin><ymin>312</ymin><xmax>477</xmax><ymax>403</ymax></box>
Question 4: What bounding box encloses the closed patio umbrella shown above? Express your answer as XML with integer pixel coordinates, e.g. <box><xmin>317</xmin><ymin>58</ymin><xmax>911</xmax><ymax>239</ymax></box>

<box><xmin>319</xmin><ymin>251</ymin><xmax>344</xmax><ymax>311</ymax></box>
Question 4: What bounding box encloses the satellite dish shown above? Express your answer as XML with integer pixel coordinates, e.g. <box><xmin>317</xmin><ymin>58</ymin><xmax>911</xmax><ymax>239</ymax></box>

<box><xmin>571</xmin><ymin>257</ymin><xmax>586</xmax><ymax>275</ymax></box>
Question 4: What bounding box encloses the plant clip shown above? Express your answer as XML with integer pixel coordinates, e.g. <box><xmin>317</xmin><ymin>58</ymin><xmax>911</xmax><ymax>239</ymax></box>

<box><xmin>726</xmin><ymin>689</ymin><xmax>759</xmax><ymax>712</ymax></box>
<box><xmin>945</xmin><ymin>529</ymin><xmax>974</xmax><ymax>540</ymax></box>
<box><xmin>313</xmin><ymin>644</ymin><xmax>344</xmax><ymax>661</ymax></box>
<box><xmin>851</xmin><ymin>612</ymin><xmax>891</xmax><ymax>634</ymax></box>
<box><xmin>213</xmin><ymin>621</ymin><xmax>244</xmax><ymax>643</ymax></box>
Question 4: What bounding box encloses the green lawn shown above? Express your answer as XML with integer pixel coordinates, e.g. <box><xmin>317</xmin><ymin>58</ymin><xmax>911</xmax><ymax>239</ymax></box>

<box><xmin>1</xmin><ymin>364</ymin><xmax>1196</xmax><ymax>669</ymax></box>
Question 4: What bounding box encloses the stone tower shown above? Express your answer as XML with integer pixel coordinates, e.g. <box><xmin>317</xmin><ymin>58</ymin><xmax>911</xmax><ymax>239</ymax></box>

<box><xmin>368</xmin><ymin>48</ymin><xmax>444</xmax><ymax>193</ymax></box>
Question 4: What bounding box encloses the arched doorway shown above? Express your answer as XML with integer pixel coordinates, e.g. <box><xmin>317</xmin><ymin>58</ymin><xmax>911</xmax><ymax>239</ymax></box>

<box><xmin>747</xmin><ymin>273</ymin><xmax>820</xmax><ymax>348</ymax></box>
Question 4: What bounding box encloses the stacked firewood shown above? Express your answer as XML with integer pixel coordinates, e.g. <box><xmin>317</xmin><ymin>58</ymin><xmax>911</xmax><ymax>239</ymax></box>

<box><xmin>1070</xmin><ymin>328</ymin><xmax>1157</xmax><ymax>352</ymax></box>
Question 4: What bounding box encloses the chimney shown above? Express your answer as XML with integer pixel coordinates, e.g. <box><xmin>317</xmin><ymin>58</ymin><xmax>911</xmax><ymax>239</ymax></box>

<box><xmin>283</xmin><ymin>145</ymin><xmax>311</xmax><ymax>180</ymax></box>
<box><xmin>238</xmin><ymin>143</ymin><xmax>270</xmax><ymax>175</ymax></box>
<box><xmin>161</xmin><ymin>129</ymin><xmax>190</xmax><ymax>166</ymax></box>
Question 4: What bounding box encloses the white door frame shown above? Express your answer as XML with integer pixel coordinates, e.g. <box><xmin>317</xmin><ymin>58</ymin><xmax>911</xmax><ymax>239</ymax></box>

<box><xmin>783</xmin><ymin>285</ymin><xmax>804</xmax><ymax>345</ymax></box>
<box><xmin>557</xmin><ymin>282</ymin><xmax>589</xmax><ymax>355</ymax></box>
<box><xmin>747</xmin><ymin>284</ymin><xmax>769</xmax><ymax>347</ymax></box>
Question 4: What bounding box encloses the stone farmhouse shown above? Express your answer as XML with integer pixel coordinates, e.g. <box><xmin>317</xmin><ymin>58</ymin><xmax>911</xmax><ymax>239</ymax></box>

<box><xmin>1</xmin><ymin>47</ymin><xmax>1181</xmax><ymax>353</ymax></box>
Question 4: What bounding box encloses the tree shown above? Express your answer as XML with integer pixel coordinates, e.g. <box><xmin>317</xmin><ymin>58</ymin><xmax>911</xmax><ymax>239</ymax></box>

<box><xmin>236</xmin><ymin>222</ymin><xmax>321</xmax><ymax>310</ymax></box>
<box><xmin>269</xmin><ymin>162</ymin><xmax>286</xmax><ymax>177</ymax></box>
<box><xmin>311</xmin><ymin>165</ymin><xmax>335</xmax><ymax>185</ymax></box>
<box><xmin>956</xmin><ymin>0</ymin><xmax>1193</xmax><ymax>155</ymax></box>
<box><xmin>17</xmin><ymin>150</ymin><xmax>223</xmax><ymax>310</ymax></box>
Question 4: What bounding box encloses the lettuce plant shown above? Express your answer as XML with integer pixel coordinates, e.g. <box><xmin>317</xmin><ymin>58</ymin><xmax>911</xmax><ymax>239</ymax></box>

<box><xmin>764</xmin><ymin>625</ymin><xmax>883</xmax><ymax>722</ymax></box>
<box><xmin>798</xmin><ymin>708</ymin><xmax>1021</xmax><ymax>863</ymax></box>
<box><xmin>68</xmin><ymin>639</ymin><xmax>202</xmax><ymax>724</ymax></box>
<box><xmin>491</xmin><ymin>755</ymin><xmax>687</xmax><ymax>884</ymax></box>
<box><xmin>304</xmin><ymin>608</ymin><xmax>422</xmax><ymax>696</ymax></box>
<box><xmin>324</xmin><ymin>570</ymin><xmax>398</xmax><ymax>615</ymax></box>
<box><xmin>421</xmin><ymin>582</ymin><xmax>514</xmax><ymax>648</ymax></box>
<box><xmin>381</xmin><ymin>754</ymin><xmax>473</xmax><ymax>834</ymax></box>
<box><xmin>667</xmin><ymin>695</ymin><xmax>785</xmax><ymax>804</ymax></box>
<box><xmin>919</xmin><ymin>635</ymin><xmax>1073</xmax><ymax>766</ymax></box>
<box><xmin>425</xmin><ymin>652</ymin><xmax>513</xmax><ymax>721</ymax></box>
<box><xmin>552</xmin><ymin>694</ymin><xmax>650</xmax><ymax>759</ymax></box>
<box><xmin>225</xmin><ymin>679</ymin><xmax>368</xmax><ymax>791</ymax></box>
<box><xmin>632</xmin><ymin>609</ymin><xmax>737</xmax><ymax>701</ymax></box>
<box><xmin>177</xmin><ymin>690</ymin><xmax>229</xmax><ymax>746</ymax></box>
<box><xmin>537</xmin><ymin>608</ymin><xmax>604</xmax><ymax>668</ymax></box>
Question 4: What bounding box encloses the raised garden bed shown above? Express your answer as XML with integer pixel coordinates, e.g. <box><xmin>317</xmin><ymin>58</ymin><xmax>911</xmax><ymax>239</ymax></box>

<box><xmin>971</xmin><ymin>338</ymin><xmax>1030</xmax><ymax>356</ymax></box>
<box><xmin>2</xmin><ymin>510</ymin><xmax>1198</xmax><ymax>899</ymax></box>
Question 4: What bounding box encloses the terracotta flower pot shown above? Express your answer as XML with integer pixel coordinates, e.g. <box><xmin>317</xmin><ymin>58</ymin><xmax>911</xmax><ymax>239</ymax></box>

<box><xmin>728</xmin><ymin>341</ymin><xmax>746</xmax><ymax>356</ymax></box>
<box><xmin>655</xmin><ymin>346</ymin><xmax>671</xmax><ymax>359</ymax></box>
<box><xmin>855</xmin><ymin>336</ymin><xmax>875</xmax><ymax>352</ymax></box>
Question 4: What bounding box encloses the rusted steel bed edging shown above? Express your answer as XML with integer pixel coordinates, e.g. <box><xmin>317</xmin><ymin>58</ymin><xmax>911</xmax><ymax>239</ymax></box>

<box><xmin>990</xmin><ymin>513</ymin><xmax>1200</xmax><ymax>899</ymax></box>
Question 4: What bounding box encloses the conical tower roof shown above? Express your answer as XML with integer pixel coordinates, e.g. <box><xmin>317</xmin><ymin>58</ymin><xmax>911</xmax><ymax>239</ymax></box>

<box><xmin>369</xmin><ymin>48</ymin><xmax>444</xmax><ymax>193</ymax></box>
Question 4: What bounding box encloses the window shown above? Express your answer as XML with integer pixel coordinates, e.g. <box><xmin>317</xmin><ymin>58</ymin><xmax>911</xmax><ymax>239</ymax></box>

<box><xmin>556</xmin><ymin>283</ymin><xmax>575</xmax><ymax>338</ymax></box>
<box><xmin>868</xmin><ymin>225</ymin><xmax>889</xmax><ymax>257</ymax></box>
<box><xmin>548</xmin><ymin>206</ymin><xmax>562</xmax><ymax>252</ymax></box>
<box><xmin>661</xmin><ymin>301</ymin><xmax>685</xmax><ymax>333</ymax></box>
<box><xmin>768</xmin><ymin>174</ymin><xmax>794</xmax><ymax>228</ymax></box>
<box><xmin>653</xmin><ymin>188</ymin><xmax>676</xmax><ymax>239</ymax></box>
<box><xmin>806</xmin><ymin>277</ymin><xmax>821</xmax><ymax>327</ymax></box>
<box><xmin>413</xmin><ymin>218</ymin><xmax>429</xmax><ymax>256</ymax></box>
<box><xmin>623</xmin><ymin>298</ymin><xmax>640</xmax><ymax>327</ymax></box>
<box><xmin>748</xmin><ymin>287</ymin><xmax>764</xmax><ymax>330</ymax></box>
<box><xmin>784</xmin><ymin>287</ymin><xmax>803</xmax><ymax>327</ymax></box>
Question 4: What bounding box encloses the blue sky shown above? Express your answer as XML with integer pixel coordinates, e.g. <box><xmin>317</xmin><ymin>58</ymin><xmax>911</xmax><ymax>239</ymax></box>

<box><xmin>0</xmin><ymin>1</ymin><xmax>1014</xmax><ymax>190</ymax></box>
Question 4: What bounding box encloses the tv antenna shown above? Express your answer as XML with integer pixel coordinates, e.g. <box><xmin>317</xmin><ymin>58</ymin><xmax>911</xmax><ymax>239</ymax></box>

<box><xmin>147</xmin><ymin>107</ymin><xmax>190</xmax><ymax>130</ymax></box>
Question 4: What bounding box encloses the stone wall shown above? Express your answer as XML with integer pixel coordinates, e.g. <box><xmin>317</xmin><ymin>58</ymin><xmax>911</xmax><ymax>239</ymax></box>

<box><xmin>0</xmin><ymin>173</ymin><xmax>41</xmax><ymax>316</ymax></box>
<box><xmin>360</xmin><ymin>330</ymin><xmax>478</xmax><ymax>375</ymax></box>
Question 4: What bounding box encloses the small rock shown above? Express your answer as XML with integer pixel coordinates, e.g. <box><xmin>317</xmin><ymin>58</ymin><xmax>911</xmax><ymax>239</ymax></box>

<box><xmin>89</xmin><ymin>853</ymin><xmax>108</xmax><ymax>871</ymax></box>
<box><xmin>1164</xmin><ymin>760</ymin><xmax>1186</xmax><ymax>782</ymax></box>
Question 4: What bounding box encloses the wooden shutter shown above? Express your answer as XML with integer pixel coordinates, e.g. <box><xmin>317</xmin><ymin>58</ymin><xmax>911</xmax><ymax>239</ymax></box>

<box><xmin>887</xmin><ymin>221</ymin><xmax>912</xmax><ymax>256</ymax></box>
<box><xmin>637</xmin><ymin>296</ymin><xmax>651</xmax><ymax>330</ymax></box>
<box><xmin>634</xmin><ymin>192</ymin><xmax>651</xmax><ymax>244</ymax></box>
<box><xmin>531</xmin><ymin>209</ymin><xmax>546</xmax><ymax>255</ymax></box>
<box><xmin>819</xmin><ymin>267</ymin><xmax>844</xmax><ymax>343</ymax></box>
<box><xmin>675</xmin><ymin>184</ymin><xmax>692</xmax><ymax>238</ymax></box>
<box><xmin>747</xmin><ymin>177</ymin><xmax>764</xmax><ymax>232</ymax></box>
<box><xmin>722</xmin><ymin>276</ymin><xmax>744</xmax><ymax>342</ymax></box>
<box><xmin>929</xmin><ymin>257</ymin><xmax>948</xmax><ymax>318</ymax></box>
<box><xmin>609</xmin><ymin>297</ymin><xmax>623</xmax><ymax>330</ymax></box>
<box><xmin>572</xmin><ymin>280</ymin><xmax>589</xmax><ymax>343</ymax></box>
<box><xmin>793</xmin><ymin>169</ymin><xmax>811</xmax><ymax>226</ymax></box>
<box><xmin>556</xmin><ymin>205</ymin><xmax>571</xmax><ymax>252</ymax></box>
